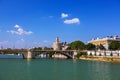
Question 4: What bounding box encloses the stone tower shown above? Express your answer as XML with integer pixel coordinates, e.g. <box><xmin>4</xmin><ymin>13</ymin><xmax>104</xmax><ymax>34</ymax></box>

<box><xmin>53</xmin><ymin>36</ymin><xmax>60</xmax><ymax>50</ymax></box>
<box><xmin>56</xmin><ymin>36</ymin><xmax>59</xmax><ymax>44</ymax></box>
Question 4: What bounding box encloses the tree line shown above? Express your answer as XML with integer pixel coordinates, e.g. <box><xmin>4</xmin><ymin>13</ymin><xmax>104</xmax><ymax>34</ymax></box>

<box><xmin>68</xmin><ymin>40</ymin><xmax>120</xmax><ymax>50</ymax></box>
<box><xmin>31</xmin><ymin>40</ymin><xmax>120</xmax><ymax>50</ymax></box>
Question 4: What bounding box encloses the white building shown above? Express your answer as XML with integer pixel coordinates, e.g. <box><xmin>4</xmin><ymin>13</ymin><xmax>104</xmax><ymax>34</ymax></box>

<box><xmin>88</xmin><ymin>35</ymin><xmax>120</xmax><ymax>50</ymax></box>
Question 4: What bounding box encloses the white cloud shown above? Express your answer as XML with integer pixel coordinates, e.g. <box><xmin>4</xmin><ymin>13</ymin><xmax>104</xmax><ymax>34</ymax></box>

<box><xmin>14</xmin><ymin>25</ymin><xmax>20</xmax><ymax>28</ymax></box>
<box><xmin>64</xmin><ymin>18</ymin><xmax>80</xmax><ymax>24</ymax></box>
<box><xmin>61</xmin><ymin>13</ymin><xmax>68</xmax><ymax>18</ymax></box>
<box><xmin>7</xmin><ymin>25</ymin><xmax>33</xmax><ymax>35</ymax></box>
<box><xmin>43</xmin><ymin>40</ymin><xmax>49</xmax><ymax>43</ymax></box>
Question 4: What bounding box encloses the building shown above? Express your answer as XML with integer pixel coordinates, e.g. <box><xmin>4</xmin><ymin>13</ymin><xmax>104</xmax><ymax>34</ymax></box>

<box><xmin>52</xmin><ymin>36</ymin><xmax>60</xmax><ymax>50</ymax></box>
<box><xmin>52</xmin><ymin>36</ymin><xmax>69</xmax><ymax>50</ymax></box>
<box><xmin>88</xmin><ymin>35</ymin><xmax>120</xmax><ymax>50</ymax></box>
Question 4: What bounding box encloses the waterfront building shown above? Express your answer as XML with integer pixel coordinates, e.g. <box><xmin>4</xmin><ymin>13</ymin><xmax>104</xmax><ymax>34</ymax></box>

<box><xmin>88</xmin><ymin>35</ymin><xmax>120</xmax><ymax>50</ymax></box>
<box><xmin>52</xmin><ymin>36</ymin><xmax>69</xmax><ymax>50</ymax></box>
<box><xmin>87</xmin><ymin>50</ymin><xmax>120</xmax><ymax>57</ymax></box>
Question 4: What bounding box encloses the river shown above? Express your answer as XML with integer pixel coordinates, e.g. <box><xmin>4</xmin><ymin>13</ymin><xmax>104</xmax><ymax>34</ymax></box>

<box><xmin>0</xmin><ymin>55</ymin><xmax>120</xmax><ymax>80</ymax></box>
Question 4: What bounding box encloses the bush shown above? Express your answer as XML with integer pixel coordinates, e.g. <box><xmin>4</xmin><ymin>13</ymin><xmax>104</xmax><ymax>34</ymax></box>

<box><xmin>109</xmin><ymin>41</ymin><xmax>120</xmax><ymax>50</ymax></box>
<box><xmin>76</xmin><ymin>52</ymin><xmax>87</xmax><ymax>59</ymax></box>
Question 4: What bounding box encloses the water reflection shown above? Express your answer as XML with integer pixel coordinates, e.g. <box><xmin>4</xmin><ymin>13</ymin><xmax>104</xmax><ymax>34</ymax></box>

<box><xmin>0</xmin><ymin>54</ymin><xmax>22</xmax><ymax>58</ymax></box>
<box><xmin>72</xmin><ymin>59</ymin><xmax>77</xmax><ymax>63</ymax></box>
<box><xmin>86</xmin><ymin>61</ymin><xmax>113</xmax><ymax>80</ymax></box>
<box><xmin>26</xmin><ymin>59</ymin><xmax>32</xmax><ymax>80</ymax></box>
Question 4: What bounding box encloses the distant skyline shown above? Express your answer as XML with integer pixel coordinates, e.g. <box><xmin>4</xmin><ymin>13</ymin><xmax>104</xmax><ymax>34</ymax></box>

<box><xmin>0</xmin><ymin>0</ymin><xmax>120</xmax><ymax>48</ymax></box>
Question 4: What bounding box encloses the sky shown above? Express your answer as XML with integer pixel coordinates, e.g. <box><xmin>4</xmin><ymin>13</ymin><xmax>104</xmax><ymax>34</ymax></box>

<box><xmin>0</xmin><ymin>0</ymin><xmax>120</xmax><ymax>48</ymax></box>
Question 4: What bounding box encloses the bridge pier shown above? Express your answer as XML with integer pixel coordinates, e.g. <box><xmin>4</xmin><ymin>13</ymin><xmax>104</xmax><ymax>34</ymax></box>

<box><xmin>22</xmin><ymin>49</ymin><xmax>33</xmax><ymax>59</ymax></box>
<box><xmin>27</xmin><ymin>49</ymin><xmax>32</xmax><ymax>59</ymax></box>
<box><xmin>73</xmin><ymin>51</ymin><xmax>78</xmax><ymax>59</ymax></box>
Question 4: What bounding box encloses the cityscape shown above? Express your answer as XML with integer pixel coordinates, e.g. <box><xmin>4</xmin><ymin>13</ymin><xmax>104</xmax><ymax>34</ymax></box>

<box><xmin>0</xmin><ymin>0</ymin><xmax>120</xmax><ymax>49</ymax></box>
<box><xmin>1</xmin><ymin>35</ymin><xmax>120</xmax><ymax>60</ymax></box>
<box><xmin>0</xmin><ymin>0</ymin><xmax>120</xmax><ymax>80</ymax></box>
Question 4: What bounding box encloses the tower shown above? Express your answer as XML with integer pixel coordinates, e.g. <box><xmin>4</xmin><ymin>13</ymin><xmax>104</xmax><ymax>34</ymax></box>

<box><xmin>56</xmin><ymin>36</ymin><xmax>59</xmax><ymax>44</ymax></box>
<box><xmin>53</xmin><ymin>36</ymin><xmax>60</xmax><ymax>50</ymax></box>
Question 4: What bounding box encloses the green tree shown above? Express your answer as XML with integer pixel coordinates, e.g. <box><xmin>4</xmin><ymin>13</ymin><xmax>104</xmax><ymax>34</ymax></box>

<box><xmin>76</xmin><ymin>52</ymin><xmax>87</xmax><ymax>59</ymax></box>
<box><xmin>32</xmin><ymin>47</ymin><xmax>42</xmax><ymax>50</ymax></box>
<box><xmin>96</xmin><ymin>44</ymin><xmax>106</xmax><ymax>50</ymax></box>
<box><xmin>69</xmin><ymin>40</ymin><xmax>85</xmax><ymax>50</ymax></box>
<box><xmin>44</xmin><ymin>47</ymin><xmax>53</xmax><ymax>50</ymax></box>
<box><xmin>109</xmin><ymin>41</ymin><xmax>120</xmax><ymax>50</ymax></box>
<box><xmin>85</xmin><ymin>43</ymin><xmax>96</xmax><ymax>50</ymax></box>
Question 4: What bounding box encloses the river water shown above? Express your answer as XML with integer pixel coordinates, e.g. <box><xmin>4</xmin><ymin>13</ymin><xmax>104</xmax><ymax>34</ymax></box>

<box><xmin>0</xmin><ymin>55</ymin><xmax>120</xmax><ymax>80</ymax></box>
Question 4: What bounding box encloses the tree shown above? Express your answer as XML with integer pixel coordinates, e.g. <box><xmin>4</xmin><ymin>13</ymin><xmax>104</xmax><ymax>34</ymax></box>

<box><xmin>109</xmin><ymin>41</ymin><xmax>120</xmax><ymax>50</ymax></box>
<box><xmin>44</xmin><ymin>47</ymin><xmax>53</xmax><ymax>50</ymax></box>
<box><xmin>85</xmin><ymin>43</ymin><xmax>96</xmax><ymax>50</ymax></box>
<box><xmin>76</xmin><ymin>52</ymin><xmax>87</xmax><ymax>59</ymax></box>
<box><xmin>32</xmin><ymin>47</ymin><xmax>42</xmax><ymax>50</ymax></box>
<box><xmin>69</xmin><ymin>40</ymin><xmax>85</xmax><ymax>50</ymax></box>
<box><xmin>96</xmin><ymin>44</ymin><xmax>106</xmax><ymax>50</ymax></box>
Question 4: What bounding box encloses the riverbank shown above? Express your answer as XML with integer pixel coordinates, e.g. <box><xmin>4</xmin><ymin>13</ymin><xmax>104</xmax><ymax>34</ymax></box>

<box><xmin>80</xmin><ymin>56</ymin><xmax>120</xmax><ymax>63</ymax></box>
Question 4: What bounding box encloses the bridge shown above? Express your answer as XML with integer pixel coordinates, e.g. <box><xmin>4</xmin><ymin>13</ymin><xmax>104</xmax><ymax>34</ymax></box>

<box><xmin>0</xmin><ymin>49</ymin><xmax>87</xmax><ymax>59</ymax></box>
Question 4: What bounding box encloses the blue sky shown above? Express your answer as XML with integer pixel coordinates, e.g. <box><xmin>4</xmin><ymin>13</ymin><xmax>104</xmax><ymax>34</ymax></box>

<box><xmin>0</xmin><ymin>0</ymin><xmax>120</xmax><ymax>48</ymax></box>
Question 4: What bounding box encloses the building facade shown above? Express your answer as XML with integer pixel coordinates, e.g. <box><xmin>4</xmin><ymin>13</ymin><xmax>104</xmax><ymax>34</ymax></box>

<box><xmin>88</xmin><ymin>35</ymin><xmax>120</xmax><ymax>50</ymax></box>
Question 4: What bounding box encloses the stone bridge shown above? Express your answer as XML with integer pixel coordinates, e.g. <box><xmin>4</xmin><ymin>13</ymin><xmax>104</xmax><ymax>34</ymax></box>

<box><xmin>0</xmin><ymin>49</ymin><xmax>87</xmax><ymax>59</ymax></box>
